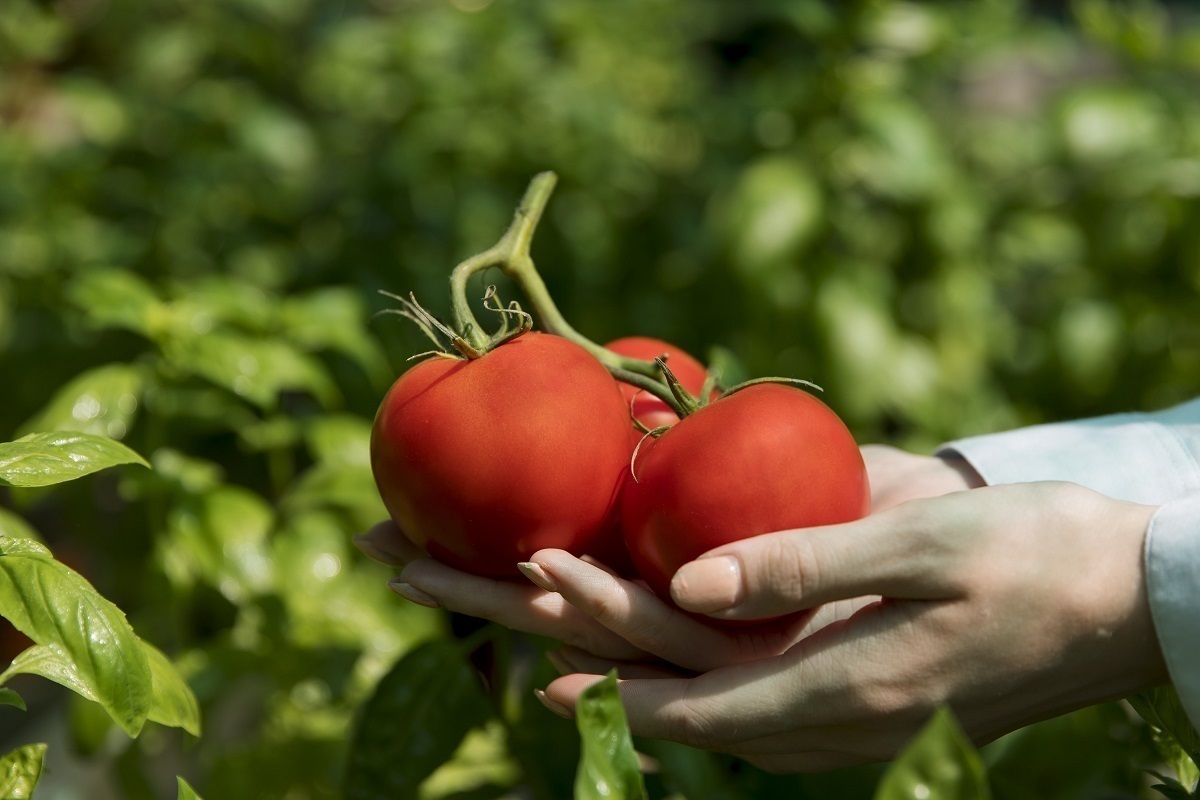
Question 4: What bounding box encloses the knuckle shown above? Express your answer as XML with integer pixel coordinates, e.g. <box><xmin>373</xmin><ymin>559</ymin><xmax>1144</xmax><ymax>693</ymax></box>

<box><xmin>755</xmin><ymin>534</ymin><xmax>819</xmax><ymax>604</ymax></box>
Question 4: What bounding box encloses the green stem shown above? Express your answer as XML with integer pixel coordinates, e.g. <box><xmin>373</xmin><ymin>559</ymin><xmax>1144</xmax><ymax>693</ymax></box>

<box><xmin>447</xmin><ymin>172</ymin><xmax>695</xmax><ymax>417</ymax></box>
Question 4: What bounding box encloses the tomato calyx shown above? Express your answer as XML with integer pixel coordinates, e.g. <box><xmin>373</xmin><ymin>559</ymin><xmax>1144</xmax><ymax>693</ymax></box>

<box><xmin>375</xmin><ymin>286</ymin><xmax>533</xmax><ymax>363</ymax></box>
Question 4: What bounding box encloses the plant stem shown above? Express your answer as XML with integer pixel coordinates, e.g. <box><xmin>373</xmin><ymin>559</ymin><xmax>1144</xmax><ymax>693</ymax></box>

<box><xmin>447</xmin><ymin>172</ymin><xmax>696</xmax><ymax>417</ymax></box>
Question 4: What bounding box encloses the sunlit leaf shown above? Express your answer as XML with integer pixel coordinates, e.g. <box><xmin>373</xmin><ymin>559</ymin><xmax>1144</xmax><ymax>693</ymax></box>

<box><xmin>281</xmin><ymin>287</ymin><xmax>391</xmax><ymax>384</ymax></box>
<box><xmin>161</xmin><ymin>330</ymin><xmax>339</xmax><ymax>409</ymax></box>
<box><xmin>0</xmin><ymin>432</ymin><xmax>149</xmax><ymax>488</ymax></box>
<box><xmin>0</xmin><ymin>537</ymin><xmax>152</xmax><ymax>736</ymax></box>
<box><xmin>67</xmin><ymin>268</ymin><xmax>167</xmax><ymax>338</ymax></box>
<box><xmin>874</xmin><ymin>706</ymin><xmax>990</xmax><ymax>800</ymax></box>
<box><xmin>575</xmin><ymin>671</ymin><xmax>647</xmax><ymax>800</ymax></box>
<box><xmin>1131</xmin><ymin>688</ymin><xmax>1200</xmax><ymax>790</ymax></box>
<box><xmin>1</xmin><ymin>641</ymin><xmax>199</xmax><ymax>735</ymax></box>
<box><xmin>0</xmin><ymin>743</ymin><xmax>46</xmax><ymax>799</ymax></box>
<box><xmin>0</xmin><ymin>687</ymin><xmax>25</xmax><ymax>711</ymax></box>
<box><xmin>343</xmin><ymin>640</ymin><xmax>491</xmax><ymax>800</ymax></box>
<box><xmin>0</xmin><ymin>509</ymin><xmax>40</xmax><ymax>543</ymax></box>
<box><xmin>19</xmin><ymin>363</ymin><xmax>146</xmax><ymax>439</ymax></box>
<box><xmin>304</xmin><ymin>414</ymin><xmax>373</xmax><ymax>468</ymax></box>
<box><xmin>159</xmin><ymin>486</ymin><xmax>275</xmax><ymax>600</ymax></box>
<box><xmin>177</xmin><ymin>776</ymin><xmax>204</xmax><ymax>800</ymax></box>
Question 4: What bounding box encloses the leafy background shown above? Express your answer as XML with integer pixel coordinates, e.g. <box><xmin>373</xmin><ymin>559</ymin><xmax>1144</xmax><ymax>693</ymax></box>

<box><xmin>1</xmin><ymin>0</ymin><xmax>1198</xmax><ymax>797</ymax></box>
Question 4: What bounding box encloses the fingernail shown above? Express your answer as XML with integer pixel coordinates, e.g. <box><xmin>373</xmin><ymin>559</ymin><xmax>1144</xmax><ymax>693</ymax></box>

<box><xmin>387</xmin><ymin>579</ymin><xmax>439</xmax><ymax>608</ymax></box>
<box><xmin>670</xmin><ymin>555</ymin><xmax>742</xmax><ymax>613</ymax></box>
<box><xmin>518</xmin><ymin>561</ymin><xmax>559</xmax><ymax>593</ymax></box>
<box><xmin>534</xmin><ymin>688</ymin><xmax>573</xmax><ymax>719</ymax></box>
<box><xmin>353</xmin><ymin>532</ymin><xmax>404</xmax><ymax>566</ymax></box>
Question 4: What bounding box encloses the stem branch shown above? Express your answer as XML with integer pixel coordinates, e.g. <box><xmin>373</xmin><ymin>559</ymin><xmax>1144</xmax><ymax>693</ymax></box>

<box><xmin>447</xmin><ymin>172</ymin><xmax>694</xmax><ymax>416</ymax></box>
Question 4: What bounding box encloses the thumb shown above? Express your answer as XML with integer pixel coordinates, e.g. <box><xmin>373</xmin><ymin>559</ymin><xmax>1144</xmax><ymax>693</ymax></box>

<box><xmin>669</xmin><ymin>503</ymin><xmax>961</xmax><ymax>621</ymax></box>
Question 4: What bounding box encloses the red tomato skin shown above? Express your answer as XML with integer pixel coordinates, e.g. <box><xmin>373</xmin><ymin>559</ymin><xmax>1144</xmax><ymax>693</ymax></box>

<box><xmin>604</xmin><ymin>337</ymin><xmax>709</xmax><ymax>429</ymax></box>
<box><xmin>621</xmin><ymin>383</ymin><xmax>870</xmax><ymax>611</ymax></box>
<box><xmin>371</xmin><ymin>332</ymin><xmax>633</xmax><ymax>577</ymax></box>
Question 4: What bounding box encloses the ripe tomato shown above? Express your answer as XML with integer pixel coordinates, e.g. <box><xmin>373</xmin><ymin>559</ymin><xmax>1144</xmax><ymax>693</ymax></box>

<box><xmin>371</xmin><ymin>332</ymin><xmax>633</xmax><ymax>577</ymax></box>
<box><xmin>604</xmin><ymin>337</ymin><xmax>710</xmax><ymax>429</ymax></box>
<box><xmin>621</xmin><ymin>383</ymin><xmax>870</xmax><ymax>616</ymax></box>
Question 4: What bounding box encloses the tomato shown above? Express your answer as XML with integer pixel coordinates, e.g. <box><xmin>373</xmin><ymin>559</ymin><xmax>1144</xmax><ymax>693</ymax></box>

<box><xmin>371</xmin><ymin>332</ymin><xmax>633</xmax><ymax>577</ymax></box>
<box><xmin>621</xmin><ymin>383</ymin><xmax>870</xmax><ymax>616</ymax></box>
<box><xmin>604</xmin><ymin>337</ymin><xmax>710</xmax><ymax>429</ymax></box>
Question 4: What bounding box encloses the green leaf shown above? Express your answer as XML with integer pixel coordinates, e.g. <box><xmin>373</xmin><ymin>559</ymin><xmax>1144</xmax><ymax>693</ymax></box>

<box><xmin>717</xmin><ymin>156</ymin><xmax>823</xmax><ymax>275</ymax></box>
<box><xmin>574</xmin><ymin>671</ymin><xmax>648</xmax><ymax>800</ymax></box>
<box><xmin>280</xmin><ymin>287</ymin><xmax>391</xmax><ymax>385</ymax></box>
<box><xmin>19</xmin><ymin>363</ymin><xmax>146</xmax><ymax>439</ymax></box>
<box><xmin>67</xmin><ymin>268</ymin><xmax>167</xmax><ymax>338</ymax></box>
<box><xmin>874</xmin><ymin>706</ymin><xmax>990</xmax><ymax>800</ymax></box>
<box><xmin>0</xmin><ymin>687</ymin><xmax>25</xmax><ymax>711</ymax></box>
<box><xmin>0</xmin><ymin>536</ymin><xmax>153</xmax><ymax>736</ymax></box>
<box><xmin>343</xmin><ymin>640</ymin><xmax>491</xmax><ymax>800</ymax></box>
<box><xmin>304</xmin><ymin>414</ymin><xmax>373</xmax><ymax>468</ymax></box>
<box><xmin>0</xmin><ymin>432</ymin><xmax>149</xmax><ymax>488</ymax></box>
<box><xmin>161</xmin><ymin>330</ymin><xmax>339</xmax><ymax>410</ymax></box>
<box><xmin>144</xmin><ymin>642</ymin><xmax>202</xmax><ymax>736</ymax></box>
<box><xmin>177</xmin><ymin>776</ymin><xmax>204</xmax><ymax>800</ymax></box>
<box><xmin>158</xmin><ymin>486</ymin><xmax>275</xmax><ymax>601</ymax></box>
<box><xmin>0</xmin><ymin>641</ymin><xmax>199</xmax><ymax>735</ymax></box>
<box><xmin>1131</xmin><ymin>687</ymin><xmax>1200</xmax><ymax>790</ymax></box>
<box><xmin>0</xmin><ymin>509</ymin><xmax>40</xmax><ymax>543</ymax></box>
<box><xmin>0</xmin><ymin>744</ymin><xmax>46</xmax><ymax>799</ymax></box>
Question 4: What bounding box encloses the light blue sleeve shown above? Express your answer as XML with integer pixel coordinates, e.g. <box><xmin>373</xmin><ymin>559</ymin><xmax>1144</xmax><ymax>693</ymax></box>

<box><xmin>1145</xmin><ymin>494</ymin><xmax>1200</xmax><ymax>729</ymax></box>
<box><xmin>937</xmin><ymin>396</ymin><xmax>1200</xmax><ymax>728</ymax></box>
<box><xmin>936</xmin><ymin>397</ymin><xmax>1200</xmax><ymax>506</ymax></box>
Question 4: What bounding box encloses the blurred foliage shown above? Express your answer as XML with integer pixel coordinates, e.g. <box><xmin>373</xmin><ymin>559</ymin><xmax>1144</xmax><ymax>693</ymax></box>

<box><xmin>1</xmin><ymin>0</ymin><xmax>1198</xmax><ymax>796</ymax></box>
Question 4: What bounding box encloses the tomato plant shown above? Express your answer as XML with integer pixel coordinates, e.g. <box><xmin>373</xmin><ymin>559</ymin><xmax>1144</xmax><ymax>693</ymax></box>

<box><xmin>621</xmin><ymin>383</ymin><xmax>871</xmax><ymax>610</ymax></box>
<box><xmin>605</xmin><ymin>337</ymin><xmax>709</xmax><ymax>429</ymax></box>
<box><xmin>371</xmin><ymin>332</ymin><xmax>633</xmax><ymax>577</ymax></box>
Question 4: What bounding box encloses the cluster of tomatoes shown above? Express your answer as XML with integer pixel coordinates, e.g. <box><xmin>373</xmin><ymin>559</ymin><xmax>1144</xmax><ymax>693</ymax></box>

<box><xmin>370</xmin><ymin>328</ymin><xmax>869</xmax><ymax>618</ymax></box>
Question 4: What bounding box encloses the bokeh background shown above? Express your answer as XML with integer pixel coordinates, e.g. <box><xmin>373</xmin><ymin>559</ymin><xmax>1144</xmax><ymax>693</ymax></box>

<box><xmin>1</xmin><ymin>0</ymin><xmax>1198</xmax><ymax>798</ymax></box>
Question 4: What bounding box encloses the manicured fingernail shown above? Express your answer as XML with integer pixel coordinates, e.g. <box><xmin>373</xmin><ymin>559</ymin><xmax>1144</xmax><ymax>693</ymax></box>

<box><xmin>534</xmin><ymin>688</ymin><xmax>573</xmax><ymax>719</ymax></box>
<box><xmin>353</xmin><ymin>532</ymin><xmax>404</xmax><ymax>566</ymax></box>
<box><xmin>518</xmin><ymin>561</ymin><xmax>559</xmax><ymax>593</ymax></box>
<box><xmin>670</xmin><ymin>555</ymin><xmax>742</xmax><ymax>613</ymax></box>
<box><xmin>545</xmin><ymin>650</ymin><xmax>577</xmax><ymax>675</ymax></box>
<box><xmin>387</xmin><ymin>579</ymin><xmax>439</xmax><ymax>608</ymax></box>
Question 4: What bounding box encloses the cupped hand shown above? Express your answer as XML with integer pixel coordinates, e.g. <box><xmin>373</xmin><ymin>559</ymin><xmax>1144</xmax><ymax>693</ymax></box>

<box><xmin>539</xmin><ymin>482</ymin><xmax>1168</xmax><ymax>773</ymax></box>
<box><xmin>354</xmin><ymin>520</ymin><xmax>829</xmax><ymax>672</ymax></box>
<box><xmin>353</xmin><ymin>445</ymin><xmax>983</xmax><ymax>674</ymax></box>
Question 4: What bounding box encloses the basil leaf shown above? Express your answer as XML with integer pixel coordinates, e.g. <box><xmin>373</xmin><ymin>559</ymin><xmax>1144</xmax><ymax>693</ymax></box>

<box><xmin>0</xmin><ymin>688</ymin><xmax>25</xmax><ymax>711</ymax></box>
<box><xmin>0</xmin><ymin>641</ymin><xmax>200</xmax><ymax>736</ymax></box>
<box><xmin>875</xmin><ymin>706</ymin><xmax>990</xmax><ymax>800</ymax></box>
<box><xmin>575</xmin><ymin>671</ymin><xmax>648</xmax><ymax>800</ymax></box>
<box><xmin>0</xmin><ymin>432</ymin><xmax>149</xmax><ymax>488</ymax></box>
<box><xmin>19</xmin><ymin>363</ymin><xmax>146</xmax><ymax>440</ymax></box>
<box><xmin>0</xmin><ymin>743</ymin><xmax>47</xmax><ymax>799</ymax></box>
<box><xmin>342</xmin><ymin>640</ymin><xmax>491</xmax><ymax>800</ymax></box>
<box><xmin>177</xmin><ymin>776</ymin><xmax>204</xmax><ymax>800</ymax></box>
<box><xmin>0</xmin><ymin>536</ymin><xmax>153</xmax><ymax>736</ymax></box>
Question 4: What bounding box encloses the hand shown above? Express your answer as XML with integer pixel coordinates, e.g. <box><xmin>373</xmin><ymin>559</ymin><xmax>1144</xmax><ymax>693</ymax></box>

<box><xmin>354</xmin><ymin>520</ymin><xmax>825</xmax><ymax>672</ymax></box>
<box><xmin>861</xmin><ymin>444</ymin><xmax>984</xmax><ymax>511</ymax></box>
<box><xmin>538</xmin><ymin>483</ymin><xmax>1168</xmax><ymax>773</ymax></box>
<box><xmin>353</xmin><ymin>444</ymin><xmax>983</xmax><ymax>673</ymax></box>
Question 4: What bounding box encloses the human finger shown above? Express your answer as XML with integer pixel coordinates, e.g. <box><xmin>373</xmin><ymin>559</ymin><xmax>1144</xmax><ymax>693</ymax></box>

<box><xmin>523</xmin><ymin>549</ymin><xmax>808</xmax><ymax>672</ymax></box>
<box><xmin>353</xmin><ymin>520</ymin><xmax>426</xmax><ymax>567</ymax></box>
<box><xmin>398</xmin><ymin>557</ymin><xmax>649</xmax><ymax>660</ymax></box>
<box><xmin>546</xmin><ymin>647</ymin><xmax>686</xmax><ymax>680</ymax></box>
<box><xmin>670</xmin><ymin>500</ymin><xmax>967</xmax><ymax>620</ymax></box>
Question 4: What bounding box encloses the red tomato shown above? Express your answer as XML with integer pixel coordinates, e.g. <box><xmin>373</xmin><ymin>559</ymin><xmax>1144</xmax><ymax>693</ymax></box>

<box><xmin>371</xmin><ymin>332</ymin><xmax>633</xmax><ymax>577</ymax></box>
<box><xmin>604</xmin><ymin>337</ymin><xmax>710</xmax><ymax>429</ymax></box>
<box><xmin>621</xmin><ymin>383</ymin><xmax>870</xmax><ymax>616</ymax></box>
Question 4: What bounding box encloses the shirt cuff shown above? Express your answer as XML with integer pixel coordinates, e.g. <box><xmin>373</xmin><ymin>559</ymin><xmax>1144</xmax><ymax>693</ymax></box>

<box><xmin>1145</xmin><ymin>493</ymin><xmax>1200</xmax><ymax>729</ymax></box>
<box><xmin>937</xmin><ymin>399</ymin><xmax>1200</xmax><ymax>505</ymax></box>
